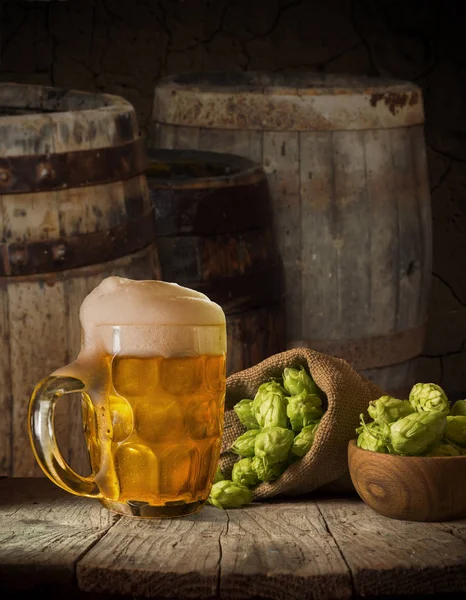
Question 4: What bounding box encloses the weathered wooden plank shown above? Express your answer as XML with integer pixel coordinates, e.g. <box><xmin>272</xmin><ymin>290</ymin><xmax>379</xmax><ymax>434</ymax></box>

<box><xmin>174</xmin><ymin>125</ymin><xmax>201</xmax><ymax>149</ymax></box>
<box><xmin>155</xmin><ymin>123</ymin><xmax>178</xmax><ymax>148</ymax></box>
<box><xmin>10</xmin><ymin>280</ymin><xmax>68</xmax><ymax>477</ymax></box>
<box><xmin>199</xmin><ymin>128</ymin><xmax>262</xmax><ymax>163</ymax></box>
<box><xmin>361</xmin><ymin>358</ymin><xmax>418</xmax><ymax>399</ymax></box>
<box><xmin>332</xmin><ymin>130</ymin><xmax>370</xmax><ymax>340</ymax></box>
<box><xmin>299</xmin><ymin>131</ymin><xmax>339</xmax><ymax>342</ymax></box>
<box><xmin>262</xmin><ymin>131</ymin><xmax>301</xmax><ymax>344</ymax></box>
<box><xmin>220</xmin><ymin>501</ymin><xmax>351</xmax><ymax>600</ymax></box>
<box><xmin>364</xmin><ymin>128</ymin><xmax>398</xmax><ymax>336</ymax></box>
<box><xmin>317</xmin><ymin>497</ymin><xmax>466</xmax><ymax>597</ymax></box>
<box><xmin>411</xmin><ymin>125</ymin><xmax>433</xmax><ymax>324</ymax></box>
<box><xmin>0</xmin><ymin>478</ymin><xmax>117</xmax><ymax>592</ymax></box>
<box><xmin>390</xmin><ymin>128</ymin><xmax>423</xmax><ymax>332</ymax></box>
<box><xmin>77</xmin><ymin>504</ymin><xmax>227</xmax><ymax>598</ymax></box>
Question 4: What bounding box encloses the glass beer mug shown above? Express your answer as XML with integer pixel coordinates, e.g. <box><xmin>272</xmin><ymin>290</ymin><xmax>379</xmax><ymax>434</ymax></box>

<box><xmin>28</xmin><ymin>277</ymin><xmax>227</xmax><ymax>518</ymax></box>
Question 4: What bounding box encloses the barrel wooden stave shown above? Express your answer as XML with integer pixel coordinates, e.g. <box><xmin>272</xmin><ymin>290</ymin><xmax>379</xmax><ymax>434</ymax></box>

<box><xmin>152</xmin><ymin>72</ymin><xmax>431</xmax><ymax>395</ymax></box>
<box><xmin>0</xmin><ymin>83</ymin><xmax>159</xmax><ymax>477</ymax></box>
<box><xmin>147</xmin><ymin>148</ymin><xmax>286</xmax><ymax>376</ymax></box>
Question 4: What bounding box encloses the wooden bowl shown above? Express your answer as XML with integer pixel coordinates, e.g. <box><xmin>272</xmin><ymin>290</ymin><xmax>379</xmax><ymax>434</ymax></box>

<box><xmin>348</xmin><ymin>439</ymin><xmax>466</xmax><ymax>522</ymax></box>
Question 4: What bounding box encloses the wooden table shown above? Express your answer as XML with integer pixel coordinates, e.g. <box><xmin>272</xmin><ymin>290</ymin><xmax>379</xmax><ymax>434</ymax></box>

<box><xmin>1</xmin><ymin>478</ymin><xmax>466</xmax><ymax>600</ymax></box>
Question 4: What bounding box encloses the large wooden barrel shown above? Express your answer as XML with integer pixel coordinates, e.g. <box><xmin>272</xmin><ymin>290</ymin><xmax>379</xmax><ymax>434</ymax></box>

<box><xmin>0</xmin><ymin>83</ymin><xmax>159</xmax><ymax>477</ymax></box>
<box><xmin>151</xmin><ymin>72</ymin><xmax>432</xmax><ymax>397</ymax></box>
<box><xmin>146</xmin><ymin>148</ymin><xmax>286</xmax><ymax>376</ymax></box>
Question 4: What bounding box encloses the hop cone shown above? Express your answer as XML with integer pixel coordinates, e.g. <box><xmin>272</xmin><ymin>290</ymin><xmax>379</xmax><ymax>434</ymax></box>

<box><xmin>231</xmin><ymin>458</ymin><xmax>259</xmax><ymax>488</ymax></box>
<box><xmin>444</xmin><ymin>415</ymin><xmax>466</xmax><ymax>448</ymax></box>
<box><xmin>251</xmin><ymin>456</ymin><xmax>287</xmax><ymax>482</ymax></box>
<box><xmin>234</xmin><ymin>399</ymin><xmax>259</xmax><ymax>430</ymax></box>
<box><xmin>409</xmin><ymin>383</ymin><xmax>449</xmax><ymax>415</ymax></box>
<box><xmin>390</xmin><ymin>412</ymin><xmax>446</xmax><ymax>456</ymax></box>
<box><xmin>230</xmin><ymin>429</ymin><xmax>260</xmax><ymax>457</ymax></box>
<box><xmin>214</xmin><ymin>465</ymin><xmax>225</xmax><ymax>483</ymax></box>
<box><xmin>424</xmin><ymin>441</ymin><xmax>462</xmax><ymax>456</ymax></box>
<box><xmin>254</xmin><ymin>426</ymin><xmax>294</xmax><ymax>464</ymax></box>
<box><xmin>291</xmin><ymin>422</ymin><xmax>320</xmax><ymax>457</ymax></box>
<box><xmin>283</xmin><ymin>366</ymin><xmax>321</xmax><ymax>397</ymax></box>
<box><xmin>367</xmin><ymin>395</ymin><xmax>414</xmax><ymax>425</ymax></box>
<box><xmin>252</xmin><ymin>381</ymin><xmax>287</xmax><ymax>420</ymax></box>
<box><xmin>207</xmin><ymin>480</ymin><xmax>253</xmax><ymax>509</ymax></box>
<box><xmin>287</xmin><ymin>391</ymin><xmax>323</xmax><ymax>432</ymax></box>
<box><xmin>356</xmin><ymin>418</ymin><xmax>389</xmax><ymax>453</ymax></box>
<box><xmin>254</xmin><ymin>390</ymin><xmax>287</xmax><ymax>429</ymax></box>
<box><xmin>451</xmin><ymin>400</ymin><xmax>466</xmax><ymax>417</ymax></box>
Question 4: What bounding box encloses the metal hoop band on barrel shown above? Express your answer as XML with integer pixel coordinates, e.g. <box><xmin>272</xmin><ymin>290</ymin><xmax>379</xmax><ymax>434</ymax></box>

<box><xmin>0</xmin><ymin>137</ymin><xmax>147</xmax><ymax>194</ymax></box>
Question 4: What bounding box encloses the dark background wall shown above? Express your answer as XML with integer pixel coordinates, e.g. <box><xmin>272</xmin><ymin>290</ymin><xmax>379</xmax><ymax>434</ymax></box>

<box><xmin>1</xmin><ymin>0</ymin><xmax>465</xmax><ymax>393</ymax></box>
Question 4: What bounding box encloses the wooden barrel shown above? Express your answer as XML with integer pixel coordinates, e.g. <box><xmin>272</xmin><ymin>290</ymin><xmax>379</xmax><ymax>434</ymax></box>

<box><xmin>151</xmin><ymin>72</ymin><xmax>432</xmax><ymax>397</ymax></box>
<box><xmin>146</xmin><ymin>148</ymin><xmax>286</xmax><ymax>376</ymax></box>
<box><xmin>0</xmin><ymin>83</ymin><xmax>159</xmax><ymax>477</ymax></box>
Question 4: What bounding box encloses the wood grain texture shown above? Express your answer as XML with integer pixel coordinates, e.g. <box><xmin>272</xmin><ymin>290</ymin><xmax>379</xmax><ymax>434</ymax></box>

<box><xmin>1</xmin><ymin>479</ymin><xmax>466</xmax><ymax>599</ymax></box>
<box><xmin>0</xmin><ymin>84</ymin><xmax>158</xmax><ymax>477</ymax></box>
<box><xmin>219</xmin><ymin>501</ymin><xmax>351</xmax><ymax>600</ymax></box>
<box><xmin>9</xmin><ymin>280</ymin><xmax>68</xmax><ymax>477</ymax></box>
<box><xmin>0</xmin><ymin>477</ymin><xmax>116</xmax><ymax>592</ymax></box>
<box><xmin>147</xmin><ymin>148</ymin><xmax>285</xmax><ymax>375</ymax></box>
<box><xmin>317</xmin><ymin>496</ymin><xmax>466</xmax><ymax>597</ymax></box>
<box><xmin>152</xmin><ymin>77</ymin><xmax>432</xmax><ymax>397</ymax></box>
<box><xmin>77</xmin><ymin>505</ymin><xmax>227</xmax><ymax>598</ymax></box>
<box><xmin>263</xmin><ymin>131</ymin><xmax>301</xmax><ymax>342</ymax></box>
<box><xmin>348</xmin><ymin>439</ymin><xmax>466</xmax><ymax>522</ymax></box>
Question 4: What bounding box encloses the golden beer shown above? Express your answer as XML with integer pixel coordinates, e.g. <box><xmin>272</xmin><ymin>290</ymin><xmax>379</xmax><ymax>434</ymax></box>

<box><xmin>29</xmin><ymin>278</ymin><xmax>227</xmax><ymax>518</ymax></box>
<box><xmin>84</xmin><ymin>351</ymin><xmax>225</xmax><ymax>512</ymax></box>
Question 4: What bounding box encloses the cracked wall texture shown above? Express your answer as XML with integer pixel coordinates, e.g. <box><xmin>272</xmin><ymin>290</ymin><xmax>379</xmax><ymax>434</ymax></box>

<box><xmin>1</xmin><ymin>0</ymin><xmax>465</xmax><ymax>393</ymax></box>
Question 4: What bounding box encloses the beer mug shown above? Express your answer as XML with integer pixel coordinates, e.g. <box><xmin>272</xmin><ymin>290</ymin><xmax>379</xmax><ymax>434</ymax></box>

<box><xmin>28</xmin><ymin>277</ymin><xmax>227</xmax><ymax>517</ymax></box>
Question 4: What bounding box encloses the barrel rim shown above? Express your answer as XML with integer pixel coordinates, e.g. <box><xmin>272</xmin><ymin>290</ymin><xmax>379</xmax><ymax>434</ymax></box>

<box><xmin>0</xmin><ymin>82</ymin><xmax>134</xmax><ymax>116</ymax></box>
<box><xmin>146</xmin><ymin>148</ymin><xmax>265</xmax><ymax>189</ymax></box>
<box><xmin>153</xmin><ymin>71</ymin><xmax>424</xmax><ymax>131</ymax></box>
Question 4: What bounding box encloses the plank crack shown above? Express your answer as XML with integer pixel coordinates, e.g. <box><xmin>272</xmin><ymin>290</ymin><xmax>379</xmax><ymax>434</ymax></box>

<box><xmin>73</xmin><ymin>515</ymin><xmax>121</xmax><ymax>590</ymax></box>
<box><xmin>315</xmin><ymin>501</ymin><xmax>356</xmax><ymax>597</ymax></box>
<box><xmin>217</xmin><ymin>509</ymin><xmax>230</xmax><ymax>598</ymax></box>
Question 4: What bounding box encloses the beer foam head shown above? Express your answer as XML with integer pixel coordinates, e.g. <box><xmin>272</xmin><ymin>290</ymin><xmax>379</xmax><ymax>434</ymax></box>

<box><xmin>79</xmin><ymin>277</ymin><xmax>226</xmax><ymax>357</ymax></box>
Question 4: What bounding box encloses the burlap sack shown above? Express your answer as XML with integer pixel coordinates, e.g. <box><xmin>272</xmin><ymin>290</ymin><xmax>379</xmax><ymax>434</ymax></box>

<box><xmin>220</xmin><ymin>348</ymin><xmax>383</xmax><ymax>500</ymax></box>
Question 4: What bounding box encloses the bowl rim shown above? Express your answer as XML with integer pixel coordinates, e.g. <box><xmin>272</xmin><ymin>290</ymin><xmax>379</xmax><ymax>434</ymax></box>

<box><xmin>348</xmin><ymin>438</ymin><xmax>466</xmax><ymax>460</ymax></box>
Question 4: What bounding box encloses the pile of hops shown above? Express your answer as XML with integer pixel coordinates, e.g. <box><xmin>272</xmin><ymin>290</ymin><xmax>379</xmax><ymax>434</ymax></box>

<box><xmin>356</xmin><ymin>383</ymin><xmax>466</xmax><ymax>457</ymax></box>
<box><xmin>208</xmin><ymin>365</ymin><xmax>326</xmax><ymax>510</ymax></box>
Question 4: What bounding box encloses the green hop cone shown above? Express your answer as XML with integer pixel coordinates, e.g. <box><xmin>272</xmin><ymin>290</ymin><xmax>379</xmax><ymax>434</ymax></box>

<box><xmin>254</xmin><ymin>389</ymin><xmax>287</xmax><ymax>429</ymax></box>
<box><xmin>214</xmin><ymin>465</ymin><xmax>225</xmax><ymax>483</ymax></box>
<box><xmin>251</xmin><ymin>456</ymin><xmax>287</xmax><ymax>482</ymax></box>
<box><xmin>283</xmin><ymin>365</ymin><xmax>321</xmax><ymax>397</ymax></box>
<box><xmin>409</xmin><ymin>383</ymin><xmax>450</xmax><ymax>415</ymax></box>
<box><xmin>367</xmin><ymin>395</ymin><xmax>414</xmax><ymax>425</ymax></box>
<box><xmin>451</xmin><ymin>400</ymin><xmax>466</xmax><ymax>417</ymax></box>
<box><xmin>207</xmin><ymin>480</ymin><xmax>253</xmax><ymax>510</ymax></box>
<box><xmin>356</xmin><ymin>416</ymin><xmax>389</xmax><ymax>453</ymax></box>
<box><xmin>390</xmin><ymin>412</ymin><xmax>446</xmax><ymax>456</ymax></box>
<box><xmin>291</xmin><ymin>421</ymin><xmax>320</xmax><ymax>457</ymax></box>
<box><xmin>251</xmin><ymin>381</ymin><xmax>288</xmax><ymax>428</ymax></box>
<box><xmin>230</xmin><ymin>429</ymin><xmax>260</xmax><ymax>457</ymax></box>
<box><xmin>233</xmin><ymin>399</ymin><xmax>259</xmax><ymax>430</ymax></box>
<box><xmin>444</xmin><ymin>415</ymin><xmax>466</xmax><ymax>448</ymax></box>
<box><xmin>424</xmin><ymin>441</ymin><xmax>462</xmax><ymax>456</ymax></box>
<box><xmin>231</xmin><ymin>458</ymin><xmax>259</xmax><ymax>488</ymax></box>
<box><xmin>286</xmin><ymin>391</ymin><xmax>323</xmax><ymax>432</ymax></box>
<box><xmin>254</xmin><ymin>426</ymin><xmax>294</xmax><ymax>464</ymax></box>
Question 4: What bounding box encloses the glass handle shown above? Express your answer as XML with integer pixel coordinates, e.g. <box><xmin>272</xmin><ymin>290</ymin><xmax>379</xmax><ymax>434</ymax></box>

<box><xmin>28</xmin><ymin>375</ymin><xmax>102</xmax><ymax>498</ymax></box>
